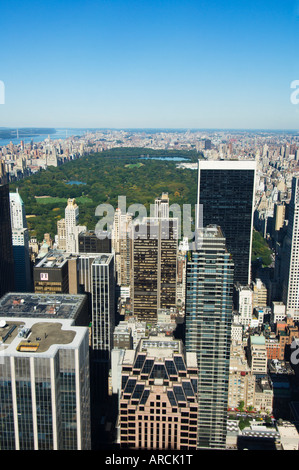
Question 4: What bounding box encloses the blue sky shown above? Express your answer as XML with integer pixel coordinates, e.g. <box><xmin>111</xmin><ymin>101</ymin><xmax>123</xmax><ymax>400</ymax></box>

<box><xmin>0</xmin><ymin>0</ymin><xmax>299</xmax><ymax>129</ymax></box>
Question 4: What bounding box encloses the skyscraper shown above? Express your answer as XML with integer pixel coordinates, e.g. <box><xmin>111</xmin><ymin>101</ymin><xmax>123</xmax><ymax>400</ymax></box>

<box><xmin>282</xmin><ymin>176</ymin><xmax>299</xmax><ymax>320</ymax></box>
<box><xmin>0</xmin><ymin>292</ymin><xmax>90</xmax><ymax>450</ymax></box>
<box><xmin>0</xmin><ymin>318</ymin><xmax>90</xmax><ymax>450</ymax></box>
<box><xmin>65</xmin><ymin>198</ymin><xmax>86</xmax><ymax>253</ymax></box>
<box><xmin>196</xmin><ymin>160</ymin><xmax>256</xmax><ymax>285</ymax></box>
<box><xmin>10</xmin><ymin>191</ymin><xmax>32</xmax><ymax>292</ymax></box>
<box><xmin>132</xmin><ymin>217</ymin><xmax>177</xmax><ymax>322</ymax></box>
<box><xmin>185</xmin><ymin>225</ymin><xmax>234</xmax><ymax>449</ymax></box>
<box><xmin>112</xmin><ymin>208</ymin><xmax>133</xmax><ymax>297</ymax></box>
<box><xmin>118</xmin><ymin>336</ymin><xmax>198</xmax><ymax>450</ymax></box>
<box><xmin>154</xmin><ymin>192</ymin><xmax>170</xmax><ymax>218</ymax></box>
<box><xmin>90</xmin><ymin>254</ymin><xmax>115</xmax><ymax>401</ymax></box>
<box><xmin>91</xmin><ymin>253</ymin><xmax>115</xmax><ymax>356</ymax></box>
<box><xmin>0</xmin><ymin>183</ymin><xmax>15</xmax><ymax>297</ymax></box>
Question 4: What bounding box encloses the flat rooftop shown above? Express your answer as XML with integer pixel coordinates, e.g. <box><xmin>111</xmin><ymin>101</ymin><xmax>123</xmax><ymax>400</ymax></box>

<box><xmin>198</xmin><ymin>159</ymin><xmax>256</xmax><ymax>171</ymax></box>
<box><xmin>0</xmin><ymin>317</ymin><xmax>88</xmax><ymax>357</ymax></box>
<box><xmin>34</xmin><ymin>249</ymin><xmax>71</xmax><ymax>268</ymax></box>
<box><xmin>0</xmin><ymin>292</ymin><xmax>87</xmax><ymax>320</ymax></box>
<box><xmin>92</xmin><ymin>253</ymin><xmax>114</xmax><ymax>265</ymax></box>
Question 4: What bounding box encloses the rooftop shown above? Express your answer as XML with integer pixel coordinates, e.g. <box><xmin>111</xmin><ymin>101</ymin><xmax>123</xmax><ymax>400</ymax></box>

<box><xmin>0</xmin><ymin>317</ymin><xmax>88</xmax><ymax>357</ymax></box>
<box><xmin>34</xmin><ymin>249</ymin><xmax>71</xmax><ymax>268</ymax></box>
<box><xmin>0</xmin><ymin>292</ymin><xmax>87</xmax><ymax>320</ymax></box>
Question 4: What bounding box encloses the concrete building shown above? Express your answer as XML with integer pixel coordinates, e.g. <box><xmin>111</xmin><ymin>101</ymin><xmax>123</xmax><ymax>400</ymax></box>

<box><xmin>235</xmin><ymin>284</ymin><xmax>253</xmax><ymax>328</ymax></box>
<box><xmin>117</xmin><ymin>336</ymin><xmax>198</xmax><ymax>450</ymax></box>
<box><xmin>154</xmin><ymin>192</ymin><xmax>170</xmax><ymax>218</ymax></box>
<box><xmin>228</xmin><ymin>343</ymin><xmax>255</xmax><ymax>410</ymax></box>
<box><xmin>64</xmin><ymin>198</ymin><xmax>86</xmax><ymax>253</ymax></box>
<box><xmin>254</xmin><ymin>377</ymin><xmax>273</xmax><ymax>413</ymax></box>
<box><xmin>248</xmin><ymin>335</ymin><xmax>268</xmax><ymax>375</ymax></box>
<box><xmin>252</xmin><ymin>278</ymin><xmax>268</xmax><ymax>309</ymax></box>
<box><xmin>0</xmin><ymin>291</ymin><xmax>90</xmax><ymax>450</ymax></box>
<box><xmin>0</xmin><ymin>316</ymin><xmax>90</xmax><ymax>449</ymax></box>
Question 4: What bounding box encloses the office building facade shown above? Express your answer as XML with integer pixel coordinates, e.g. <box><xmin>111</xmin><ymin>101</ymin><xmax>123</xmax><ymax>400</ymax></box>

<box><xmin>282</xmin><ymin>177</ymin><xmax>299</xmax><ymax>319</ymax></box>
<box><xmin>118</xmin><ymin>336</ymin><xmax>198</xmax><ymax>450</ymax></box>
<box><xmin>132</xmin><ymin>218</ymin><xmax>177</xmax><ymax>322</ymax></box>
<box><xmin>185</xmin><ymin>225</ymin><xmax>234</xmax><ymax>449</ymax></box>
<box><xmin>91</xmin><ymin>254</ymin><xmax>115</xmax><ymax>355</ymax></box>
<box><xmin>0</xmin><ymin>318</ymin><xmax>90</xmax><ymax>450</ymax></box>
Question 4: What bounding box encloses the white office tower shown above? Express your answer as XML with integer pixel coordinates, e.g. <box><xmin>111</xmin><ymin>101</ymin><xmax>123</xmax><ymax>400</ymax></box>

<box><xmin>235</xmin><ymin>285</ymin><xmax>253</xmax><ymax>328</ymax></box>
<box><xmin>9</xmin><ymin>191</ymin><xmax>32</xmax><ymax>291</ymax></box>
<box><xmin>9</xmin><ymin>190</ymin><xmax>27</xmax><ymax>229</ymax></box>
<box><xmin>0</xmin><ymin>317</ymin><xmax>91</xmax><ymax>450</ymax></box>
<box><xmin>282</xmin><ymin>177</ymin><xmax>299</xmax><ymax>319</ymax></box>
<box><xmin>154</xmin><ymin>192</ymin><xmax>170</xmax><ymax>218</ymax></box>
<box><xmin>65</xmin><ymin>198</ymin><xmax>86</xmax><ymax>253</ymax></box>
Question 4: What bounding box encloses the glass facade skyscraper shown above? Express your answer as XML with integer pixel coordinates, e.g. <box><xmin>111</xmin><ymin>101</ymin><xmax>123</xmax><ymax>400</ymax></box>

<box><xmin>197</xmin><ymin>160</ymin><xmax>256</xmax><ymax>286</ymax></box>
<box><xmin>185</xmin><ymin>226</ymin><xmax>234</xmax><ymax>449</ymax></box>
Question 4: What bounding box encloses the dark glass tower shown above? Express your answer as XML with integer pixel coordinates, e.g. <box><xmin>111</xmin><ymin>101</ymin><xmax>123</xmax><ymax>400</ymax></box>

<box><xmin>0</xmin><ymin>184</ymin><xmax>15</xmax><ymax>297</ymax></box>
<box><xmin>185</xmin><ymin>226</ymin><xmax>234</xmax><ymax>449</ymax></box>
<box><xmin>197</xmin><ymin>160</ymin><xmax>256</xmax><ymax>286</ymax></box>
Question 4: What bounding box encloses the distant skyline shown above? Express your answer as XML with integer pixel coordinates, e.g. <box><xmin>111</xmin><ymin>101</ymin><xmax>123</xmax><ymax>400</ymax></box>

<box><xmin>1</xmin><ymin>0</ymin><xmax>299</xmax><ymax>130</ymax></box>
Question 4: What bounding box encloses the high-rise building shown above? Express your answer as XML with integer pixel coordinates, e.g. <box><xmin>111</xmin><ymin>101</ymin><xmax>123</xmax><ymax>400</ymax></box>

<box><xmin>235</xmin><ymin>284</ymin><xmax>253</xmax><ymax>328</ymax></box>
<box><xmin>57</xmin><ymin>218</ymin><xmax>67</xmax><ymax>250</ymax></box>
<box><xmin>282</xmin><ymin>177</ymin><xmax>299</xmax><ymax>320</ymax></box>
<box><xmin>9</xmin><ymin>191</ymin><xmax>32</xmax><ymax>292</ymax></box>
<box><xmin>0</xmin><ymin>318</ymin><xmax>90</xmax><ymax>450</ymax></box>
<box><xmin>0</xmin><ymin>183</ymin><xmax>15</xmax><ymax>297</ymax></box>
<box><xmin>185</xmin><ymin>225</ymin><xmax>234</xmax><ymax>449</ymax></box>
<box><xmin>64</xmin><ymin>198</ymin><xmax>86</xmax><ymax>253</ymax></box>
<box><xmin>154</xmin><ymin>192</ymin><xmax>170</xmax><ymax>218</ymax></box>
<box><xmin>90</xmin><ymin>254</ymin><xmax>115</xmax><ymax>404</ymax></box>
<box><xmin>112</xmin><ymin>208</ymin><xmax>133</xmax><ymax>294</ymax></box>
<box><xmin>132</xmin><ymin>217</ymin><xmax>177</xmax><ymax>322</ymax></box>
<box><xmin>196</xmin><ymin>160</ymin><xmax>256</xmax><ymax>285</ymax></box>
<box><xmin>118</xmin><ymin>336</ymin><xmax>198</xmax><ymax>450</ymax></box>
<box><xmin>91</xmin><ymin>254</ymin><xmax>115</xmax><ymax>356</ymax></box>
<box><xmin>0</xmin><ymin>292</ymin><xmax>90</xmax><ymax>450</ymax></box>
<box><xmin>78</xmin><ymin>230</ymin><xmax>111</xmax><ymax>253</ymax></box>
<box><xmin>33</xmin><ymin>250</ymin><xmax>74</xmax><ymax>294</ymax></box>
<box><xmin>9</xmin><ymin>190</ymin><xmax>27</xmax><ymax>229</ymax></box>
